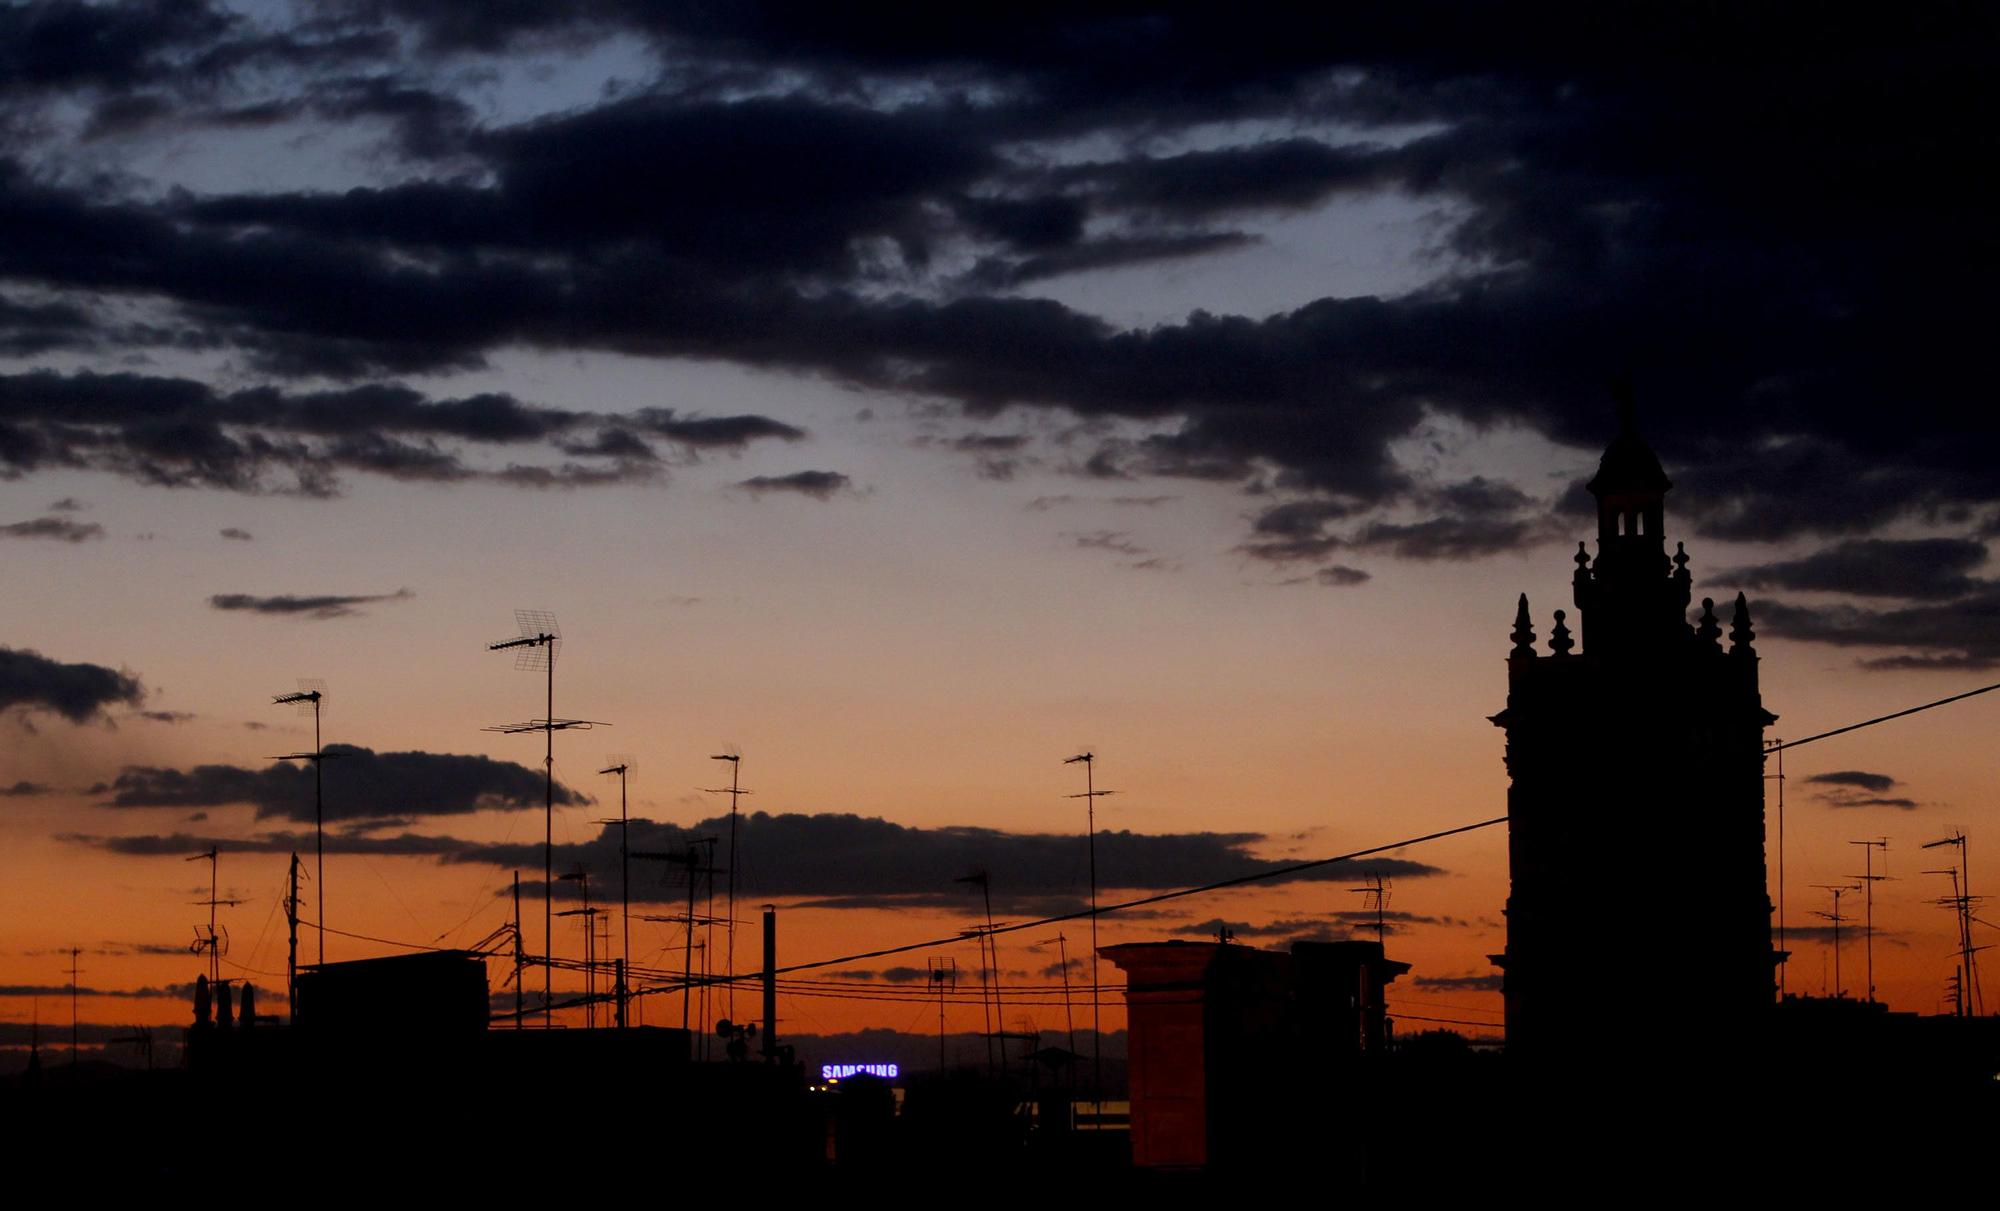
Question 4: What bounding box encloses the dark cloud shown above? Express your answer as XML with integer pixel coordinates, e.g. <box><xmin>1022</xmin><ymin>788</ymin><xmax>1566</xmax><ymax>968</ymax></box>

<box><xmin>1068</xmin><ymin>530</ymin><xmax>1148</xmax><ymax>557</ymax></box>
<box><xmin>1802</xmin><ymin>770</ymin><xmax>1919</xmax><ymax>810</ymax></box>
<box><xmin>1284</xmin><ymin>565</ymin><xmax>1372</xmax><ymax>588</ymax></box>
<box><xmin>1781</xmin><ymin>925</ymin><xmax>1907</xmax><ymax>946</ymax></box>
<box><xmin>971</xmin><ymin>232</ymin><xmax>1257</xmax><ymax>288</ymax></box>
<box><xmin>47</xmin><ymin>497</ymin><xmax>82</xmax><ymax>511</ymax></box>
<box><xmin>0</xmin><ymin>983</ymin><xmax>189</xmax><ymax>1000</ymax></box>
<box><xmin>1758</xmin><ymin>593</ymin><xmax>2000</xmax><ymax>672</ymax></box>
<box><xmin>1411</xmin><ymin>973</ymin><xmax>1503</xmax><ymax>992</ymax></box>
<box><xmin>100</xmin><ymin>743</ymin><xmax>583</xmax><ymax>822</ymax></box>
<box><xmin>0</xmin><ymin>7</ymin><xmax>1990</xmax><ymax>567</ymax></box>
<box><xmin>64</xmin><ymin>809</ymin><xmax>1443</xmax><ymax>912</ymax></box>
<box><xmin>1726</xmin><ymin>539</ymin><xmax>1989</xmax><ymax>601</ymax></box>
<box><xmin>64</xmin><ymin>828</ymin><xmax>476</xmax><ymax>857</ymax></box>
<box><xmin>1804</xmin><ymin>771</ymin><xmax>1898</xmax><ymax>795</ymax></box>
<box><xmin>0</xmin><ymin>369</ymin><xmax>798</xmax><ymax>495</ymax></box>
<box><xmin>0</xmin><ymin>645</ymin><xmax>144</xmax><ymax>722</ymax></box>
<box><xmin>207</xmin><ymin>587</ymin><xmax>414</xmax><ymax>619</ymax></box>
<box><xmin>218</xmin><ymin>526</ymin><xmax>252</xmax><ymax>540</ymax></box>
<box><xmin>631</xmin><ymin>409</ymin><xmax>806</xmax><ymax>449</ymax></box>
<box><xmin>736</xmin><ymin>470</ymin><xmax>852</xmax><ymax>500</ymax></box>
<box><xmin>1</xmin><ymin>780</ymin><xmax>52</xmax><ymax>796</ymax></box>
<box><xmin>1</xmin><ymin>515</ymin><xmax>102</xmax><ymax>542</ymax></box>
<box><xmin>133</xmin><ymin>710</ymin><xmax>195</xmax><ymax>724</ymax></box>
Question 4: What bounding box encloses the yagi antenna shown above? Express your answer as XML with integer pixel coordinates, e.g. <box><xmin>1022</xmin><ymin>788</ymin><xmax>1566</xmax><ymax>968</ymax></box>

<box><xmin>489</xmin><ymin>609</ymin><xmax>560</xmax><ymax>669</ymax></box>
<box><xmin>1064</xmin><ymin>750</ymin><xmax>1113</xmax><ymax>1119</ymax></box>
<box><xmin>596</xmin><ymin>755</ymin><xmax>635</xmax><ymax>1029</ymax></box>
<box><xmin>270</xmin><ymin>678</ymin><xmax>334</xmax><ymax>965</ymax></box>
<box><xmin>704</xmin><ymin>750</ymin><xmax>752</xmax><ymax>1029</ymax></box>
<box><xmin>483</xmin><ymin>609</ymin><xmax>607</xmax><ymax>1030</ymax></box>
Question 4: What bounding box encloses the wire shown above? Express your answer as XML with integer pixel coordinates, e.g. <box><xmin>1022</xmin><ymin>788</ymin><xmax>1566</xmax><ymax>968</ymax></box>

<box><xmin>1388</xmin><ymin>1012</ymin><xmax>1503</xmax><ymax>1030</ymax></box>
<box><xmin>296</xmin><ymin>919</ymin><xmax>457</xmax><ymax>954</ymax></box>
<box><xmin>1766</xmin><ymin>680</ymin><xmax>2000</xmax><ymax>754</ymax></box>
<box><xmin>619</xmin><ymin>815</ymin><xmax>1509</xmax><ymax>1001</ymax></box>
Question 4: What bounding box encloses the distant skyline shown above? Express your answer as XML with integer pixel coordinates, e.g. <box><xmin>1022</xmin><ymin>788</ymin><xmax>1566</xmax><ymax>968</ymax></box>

<box><xmin>3</xmin><ymin>5</ymin><xmax>1995</xmax><ymax>1049</ymax></box>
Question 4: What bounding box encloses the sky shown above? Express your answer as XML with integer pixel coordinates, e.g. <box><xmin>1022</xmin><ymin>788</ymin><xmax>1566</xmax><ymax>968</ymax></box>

<box><xmin>2</xmin><ymin>3</ymin><xmax>1997</xmax><ymax>1058</ymax></box>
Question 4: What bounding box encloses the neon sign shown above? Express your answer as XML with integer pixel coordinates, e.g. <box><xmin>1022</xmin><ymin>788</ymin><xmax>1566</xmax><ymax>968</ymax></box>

<box><xmin>821</xmin><ymin>1062</ymin><xmax>899</xmax><ymax>1080</ymax></box>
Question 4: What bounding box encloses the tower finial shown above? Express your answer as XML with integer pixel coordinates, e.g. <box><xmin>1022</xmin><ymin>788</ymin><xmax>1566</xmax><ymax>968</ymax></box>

<box><xmin>1511</xmin><ymin>593</ymin><xmax>1537</xmax><ymax>658</ymax></box>
<box><xmin>1729</xmin><ymin>591</ymin><xmax>1756</xmax><ymax>652</ymax></box>
<box><xmin>1548</xmin><ymin>608</ymin><xmax>1574</xmax><ymax>656</ymax></box>
<box><xmin>1696</xmin><ymin>596</ymin><xmax>1722</xmax><ymax>646</ymax></box>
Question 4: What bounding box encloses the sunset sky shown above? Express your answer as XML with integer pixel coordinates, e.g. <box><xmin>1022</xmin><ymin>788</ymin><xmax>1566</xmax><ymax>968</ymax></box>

<box><xmin>3</xmin><ymin>4</ymin><xmax>1995</xmax><ymax>1058</ymax></box>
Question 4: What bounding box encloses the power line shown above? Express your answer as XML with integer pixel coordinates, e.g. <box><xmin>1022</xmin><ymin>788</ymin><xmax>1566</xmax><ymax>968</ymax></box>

<box><xmin>1765</xmin><ymin>681</ymin><xmax>2000</xmax><ymax>754</ymax></box>
<box><xmin>627</xmin><ymin>814</ymin><xmax>1509</xmax><ymax>999</ymax></box>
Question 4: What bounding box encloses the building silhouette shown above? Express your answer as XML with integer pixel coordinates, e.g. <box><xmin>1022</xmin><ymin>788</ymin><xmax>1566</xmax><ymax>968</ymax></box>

<box><xmin>1104</xmin><ymin>938</ymin><xmax>1407</xmax><ymax>1169</ymax></box>
<box><xmin>1491</xmin><ymin>405</ymin><xmax>1780</xmax><ymax>1060</ymax></box>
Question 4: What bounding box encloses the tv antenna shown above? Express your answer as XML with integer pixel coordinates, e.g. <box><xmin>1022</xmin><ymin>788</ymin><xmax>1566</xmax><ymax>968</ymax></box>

<box><xmin>596</xmin><ymin>756</ymin><xmax>635</xmax><ymax>1029</ymax></box>
<box><xmin>1064</xmin><ymin>751</ymin><xmax>1113</xmax><ymax>1117</ymax></box>
<box><xmin>1847</xmin><ymin>838</ymin><xmax>1889</xmax><ymax>1003</ymax></box>
<box><xmin>1352</xmin><ymin>872</ymin><xmax>1393</xmax><ymax>940</ymax></box>
<box><xmin>186</xmin><ymin>847</ymin><xmax>242</xmax><ymax>987</ymax></box>
<box><xmin>1054</xmin><ymin>932</ymin><xmax>1078</xmax><ymax>1073</ymax></box>
<box><xmin>271</xmin><ymin>679</ymin><xmax>338</xmax><ymax>964</ymax></box>
<box><xmin>1764</xmin><ymin>739</ymin><xmax>1789</xmax><ymax>994</ymax></box>
<box><xmin>555</xmin><ymin>866</ymin><xmax>600</xmax><ymax>1029</ymax></box>
<box><xmin>1811</xmin><ymin>883</ymin><xmax>1860</xmax><ymax>998</ymax></box>
<box><xmin>703</xmin><ymin>750</ymin><xmax>751</xmax><ymax>1028</ymax></box>
<box><xmin>955</xmin><ymin>869</ymin><xmax>1009</xmax><ymax>1078</ymax></box>
<box><xmin>634</xmin><ymin>837</ymin><xmax>720</xmax><ymax>1034</ymax></box>
<box><xmin>64</xmin><ymin>946</ymin><xmax>82</xmax><ymax>1067</ymax></box>
<box><xmin>1922</xmin><ymin>830</ymin><xmax>1986</xmax><ymax>1016</ymax></box>
<box><xmin>485</xmin><ymin>610</ymin><xmax>606</xmax><ymax>1028</ymax></box>
<box><xmin>928</xmin><ymin>956</ymin><xmax>958</xmax><ymax>1072</ymax></box>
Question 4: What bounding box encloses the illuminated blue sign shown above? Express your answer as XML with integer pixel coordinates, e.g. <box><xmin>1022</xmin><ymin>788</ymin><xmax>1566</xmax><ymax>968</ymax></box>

<box><xmin>821</xmin><ymin>1062</ymin><xmax>899</xmax><ymax>1080</ymax></box>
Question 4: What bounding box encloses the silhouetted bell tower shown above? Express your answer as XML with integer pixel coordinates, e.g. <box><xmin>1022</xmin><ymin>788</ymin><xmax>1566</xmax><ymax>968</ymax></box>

<box><xmin>1491</xmin><ymin>400</ymin><xmax>1779</xmax><ymax>1062</ymax></box>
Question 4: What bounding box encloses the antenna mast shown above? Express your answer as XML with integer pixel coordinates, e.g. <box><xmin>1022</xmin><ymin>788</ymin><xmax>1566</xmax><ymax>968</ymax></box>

<box><xmin>704</xmin><ymin>753</ymin><xmax>749</xmax><ymax>1033</ymax></box>
<box><xmin>1922</xmin><ymin>830</ymin><xmax>1985</xmax><ymax>1016</ymax></box>
<box><xmin>1848</xmin><ymin>838</ymin><xmax>1889</xmax><ymax>1003</ymax></box>
<box><xmin>1764</xmin><ymin>739</ymin><xmax>1788</xmax><ymax>995</ymax></box>
<box><xmin>65</xmin><ymin>946</ymin><xmax>81</xmax><ymax>1067</ymax></box>
<box><xmin>929</xmin><ymin>956</ymin><xmax>958</xmax><ymax>1072</ymax></box>
<box><xmin>555</xmin><ymin>866</ymin><xmax>597</xmax><ymax>1027</ymax></box>
<box><xmin>955</xmin><ymin>869</ymin><xmax>1008</xmax><ymax>1078</ymax></box>
<box><xmin>1811</xmin><ymin>883</ymin><xmax>1859</xmax><ymax>998</ymax></box>
<box><xmin>285</xmin><ymin>852</ymin><xmax>300</xmax><ymax>1018</ymax></box>
<box><xmin>596</xmin><ymin>757</ymin><xmax>634</xmax><ymax>1029</ymax></box>
<box><xmin>271</xmin><ymin>680</ymin><xmax>329</xmax><ymax>963</ymax></box>
<box><xmin>186</xmin><ymin>846</ymin><xmax>241</xmax><ymax>988</ymax></box>
<box><xmin>486</xmin><ymin>610</ymin><xmax>604</xmax><ymax>1028</ymax></box>
<box><xmin>1065</xmin><ymin>752</ymin><xmax>1114</xmax><ymax>1119</ymax></box>
<box><xmin>1352</xmin><ymin>873</ymin><xmax>1392</xmax><ymax>940</ymax></box>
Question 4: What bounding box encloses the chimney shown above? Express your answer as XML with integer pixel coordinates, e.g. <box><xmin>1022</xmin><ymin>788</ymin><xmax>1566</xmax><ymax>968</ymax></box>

<box><xmin>761</xmin><ymin>905</ymin><xmax>777</xmax><ymax>1060</ymax></box>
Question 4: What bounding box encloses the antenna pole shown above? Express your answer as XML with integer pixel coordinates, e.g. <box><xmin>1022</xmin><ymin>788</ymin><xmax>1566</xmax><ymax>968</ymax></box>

<box><xmin>620</xmin><ymin>767</ymin><xmax>629</xmax><ymax>1028</ymax></box>
<box><xmin>683</xmin><ymin>848</ymin><xmax>697</xmax><ymax>1033</ymax></box>
<box><xmin>703</xmin><ymin>837</ymin><xmax>718</xmax><ymax>1057</ymax></box>
<box><xmin>1849</xmin><ymin>838</ymin><xmax>1888</xmax><ymax>1003</ymax></box>
<box><xmin>725</xmin><ymin>757</ymin><xmax>740</xmax><ymax>1032</ymax></box>
<box><xmin>67</xmin><ymin>946</ymin><xmax>81</xmax><ymax>1067</ymax></box>
<box><xmin>313</xmin><ymin>695</ymin><xmax>324</xmax><ymax>965</ymax></box>
<box><xmin>272</xmin><ymin>685</ymin><xmax>329</xmax><ymax>966</ymax></box>
<box><xmin>513</xmin><ymin>871</ymin><xmax>523</xmax><ymax>1030</ymax></box>
<box><xmin>1066</xmin><ymin>752</ymin><xmax>1112</xmax><ymax>1117</ymax></box>
<box><xmin>544</xmin><ymin>645</ymin><xmax>554</xmax><ymax>1028</ymax></box>
<box><xmin>209</xmin><ymin>848</ymin><xmax>219</xmax><ymax>986</ymax></box>
<box><xmin>1812</xmin><ymin>884</ymin><xmax>1857</xmax><ymax>998</ymax></box>
<box><xmin>982</xmin><ymin>874</ymin><xmax>1006</xmax><ymax>1078</ymax></box>
<box><xmin>1776</xmin><ymin>743</ymin><xmax>1787</xmax><ymax>995</ymax></box>
<box><xmin>286</xmin><ymin>853</ymin><xmax>300</xmax><ymax>1020</ymax></box>
<box><xmin>1057</xmin><ymin>932</ymin><xmax>1077</xmax><ymax>1083</ymax></box>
